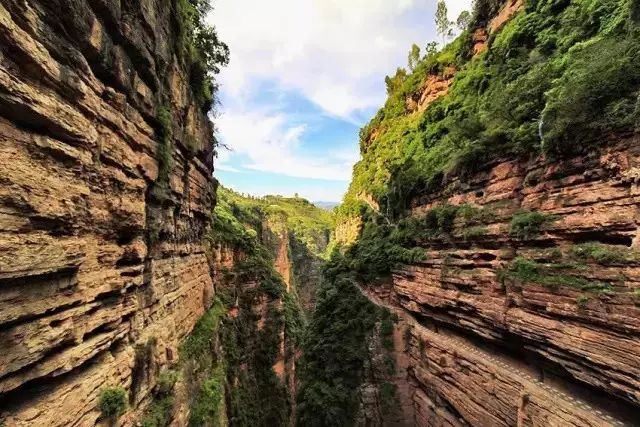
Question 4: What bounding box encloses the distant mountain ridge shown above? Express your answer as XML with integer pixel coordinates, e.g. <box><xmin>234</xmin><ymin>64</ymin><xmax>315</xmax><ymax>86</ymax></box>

<box><xmin>313</xmin><ymin>201</ymin><xmax>339</xmax><ymax>211</ymax></box>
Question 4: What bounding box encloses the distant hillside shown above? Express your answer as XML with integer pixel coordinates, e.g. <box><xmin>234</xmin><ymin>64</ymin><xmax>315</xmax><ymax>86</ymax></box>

<box><xmin>216</xmin><ymin>187</ymin><xmax>334</xmax><ymax>258</ymax></box>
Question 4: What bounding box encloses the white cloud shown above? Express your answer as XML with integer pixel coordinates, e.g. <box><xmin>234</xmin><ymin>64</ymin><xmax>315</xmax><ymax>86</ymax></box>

<box><xmin>214</xmin><ymin>149</ymin><xmax>242</xmax><ymax>172</ymax></box>
<box><xmin>210</xmin><ymin>0</ymin><xmax>473</xmax><ymax>121</ymax></box>
<box><xmin>214</xmin><ymin>107</ymin><xmax>356</xmax><ymax>180</ymax></box>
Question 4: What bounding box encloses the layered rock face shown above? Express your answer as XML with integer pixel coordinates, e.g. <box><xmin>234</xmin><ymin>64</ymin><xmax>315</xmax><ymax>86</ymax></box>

<box><xmin>364</xmin><ymin>141</ymin><xmax>640</xmax><ymax>426</ymax></box>
<box><xmin>0</xmin><ymin>1</ymin><xmax>216</xmax><ymax>425</ymax></box>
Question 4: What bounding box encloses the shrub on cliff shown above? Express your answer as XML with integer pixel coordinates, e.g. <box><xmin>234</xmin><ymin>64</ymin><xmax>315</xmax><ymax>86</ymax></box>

<box><xmin>541</xmin><ymin>36</ymin><xmax>640</xmax><ymax>156</ymax></box>
<box><xmin>509</xmin><ymin>210</ymin><xmax>553</xmax><ymax>240</ymax></box>
<box><xmin>99</xmin><ymin>387</ymin><xmax>128</xmax><ymax>420</ymax></box>
<box><xmin>569</xmin><ymin>242</ymin><xmax>637</xmax><ymax>265</ymax></box>
<box><xmin>498</xmin><ymin>256</ymin><xmax>614</xmax><ymax>293</ymax></box>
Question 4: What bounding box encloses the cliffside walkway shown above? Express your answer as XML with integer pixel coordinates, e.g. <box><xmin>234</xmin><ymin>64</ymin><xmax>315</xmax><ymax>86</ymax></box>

<box><xmin>359</xmin><ymin>286</ymin><xmax>629</xmax><ymax>427</ymax></box>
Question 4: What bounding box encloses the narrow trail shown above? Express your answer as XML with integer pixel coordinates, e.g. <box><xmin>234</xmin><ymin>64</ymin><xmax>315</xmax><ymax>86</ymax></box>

<box><xmin>358</xmin><ymin>287</ymin><xmax>629</xmax><ymax>427</ymax></box>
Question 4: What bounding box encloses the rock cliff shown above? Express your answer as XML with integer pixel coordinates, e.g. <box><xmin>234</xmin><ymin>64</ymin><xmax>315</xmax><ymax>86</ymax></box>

<box><xmin>0</xmin><ymin>0</ymin><xmax>220</xmax><ymax>425</ymax></box>
<box><xmin>324</xmin><ymin>0</ymin><xmax>640</xmax><ymax>425</ymax></box>
<box><xmin>360</xmin><ymin>140</ymin><xmax>640</xmax><ymax>426</ymax></box>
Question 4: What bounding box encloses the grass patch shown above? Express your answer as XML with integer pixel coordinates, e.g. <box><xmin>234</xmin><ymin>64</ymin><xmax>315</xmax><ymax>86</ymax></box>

<box><xmin>509</xmin><ymin>210</ymin><xmax>554</xmax><ymax>240</ymax></box>
<box><xmin>499</xmin><ymin>257</ymin><xmax>614</xmax><ymax>293</ymax></box>
<box><xmin>570</xmin><ymin>242</ymin><xmax>637</xmax><ymax>265</ymax></box>
<box><xmin>576</xmin><ymin>294</ymin><xmax>590</xmax><ymax>308</ymax></box>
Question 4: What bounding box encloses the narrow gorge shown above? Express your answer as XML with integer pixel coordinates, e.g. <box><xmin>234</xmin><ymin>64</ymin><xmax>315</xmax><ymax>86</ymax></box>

<box><xmin>1</xmin><ymin>0</ymin><xmax>639</xmax><ymax>426</ymax></box>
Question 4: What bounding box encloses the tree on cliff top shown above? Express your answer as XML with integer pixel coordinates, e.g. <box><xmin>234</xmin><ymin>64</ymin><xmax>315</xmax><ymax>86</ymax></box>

<box><xmin>435</xmin><ymin>0</ymin><xmax>453</xmax><ymax>46</ymax></box>
<box><xmin>408</xmin><ymin>43</ymin><xmax>421</xmax><ymax>71</ymax></box>
<box><xmin>456</xmin><ymin>10</ymin><xmax>471</xmax><ymax>31</ymax></box>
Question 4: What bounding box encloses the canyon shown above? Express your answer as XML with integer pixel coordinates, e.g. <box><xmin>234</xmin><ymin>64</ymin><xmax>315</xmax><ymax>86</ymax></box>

<box><xmin>1</xmin><ymin>0</ymin><xmax>640</xmax><ymax>426</ymax></box>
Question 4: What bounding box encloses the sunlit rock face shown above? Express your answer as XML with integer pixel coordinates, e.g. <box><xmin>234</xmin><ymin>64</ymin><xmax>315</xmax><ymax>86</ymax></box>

<box><xmin>0</xmin><ymin>0</ymin><xmax>217</xmax><ymax>424</ymax></box>
<box><xmin>361</xmin><ymin>141</ymin><xmax>640</xmax><ymax>426</ymax></box>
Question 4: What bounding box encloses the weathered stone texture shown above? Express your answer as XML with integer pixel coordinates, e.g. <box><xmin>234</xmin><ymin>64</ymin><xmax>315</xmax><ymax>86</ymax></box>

<box><xmin>0</xmin><ymin>0</ymin><xmax>216</xmax><ymax>425</ymax></box>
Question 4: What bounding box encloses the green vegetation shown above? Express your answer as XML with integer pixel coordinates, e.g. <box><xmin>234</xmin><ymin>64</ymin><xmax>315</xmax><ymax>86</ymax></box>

<box><xmin>327</xmin><ymin>213</ymin><xmax>423</xmax><ymax>282</ymax></box>
<box><xmin>332</xmin><ymin>203</ymin><xmax>494</xmax><ymax>282</ymax></box>
<box><xmin>570</xmin><ymin>242</ymin><xmax>637</xmax><ymax>265</ymax></box>
<box><xmin>201</xmin><ymin>186</ymin><xmax>336</xmax><ymax>426</ymax></box>
<box><xmin>297</xmin><ymin>1</ymin><xmax>640</xmax><ymax>423</ymax></box>
<box><xmin>435</xmin><ymin>0</ymin><xmax>454</xmax><ymax>45</ymax></box>
<box><xmin>576</xmin><ymin>294</ymin><xmax>590</xmax><ymax>307</ymax></box>
<box><xmin>180</xmin><ymin>299</ymin><xmax>226</xmax><ymax>362</ymax></box>
<box><xmin>156</xmin><ymin>106</ymin><xmax>174</xmax><ymax>195</ymax></box>
<box><xmin>213</xmin><ymin>186</ymin><xmax>333</xmax><ymax>258</ymax></box>
<box><xmin>498</xmin><ymin>256</ymin><xmax>614</xmax><ymax>293</ymax></box>
<box><xmin>297</xmin><ymin>242</ymin><xmax>406</xmax><ymax>426</ymax></box>
<box><xmin>342</xmin><ymin>0</ymin><xmax>640</xmax><ymax>219</ymax></box>
<box><xmin>156</xmin><ymin>370</ymin><xmax>179</xmax><ymax>395</ymax></box>
<box><xmin>220</xmin><ymin>302</ymin><xmax>289</xmax><ymax>426</ymax></box>
<box><xmin>471</xmin><ymin>0</ymin><xmax>504</xmax><ymax>27</ymax></box>
<box><xmin>296</xmin><ymin>273</ymin><xmax>380</xmax><ymax>427</ymax></box>
<box><xmin>509</xmin><ymin>210</ymin><xmax>554</xmax><ymax>239</ymax></box>
<box><xmin>178</xmin><ymin>299</ymin><xmax>226</xmax><ymax>427</ymax></box>
<box><xmin>456</xmin><ymin>10</ymin><xmax>472</xmax><ymax>31</ymax></box>
<box><xmin>188</xmin><ymin>365</ymin><xmax>225</xmax><ymax>427</ymax></box>
<box><xmin>140</xmin><ymin>371</ymin><xmax>176</xmax><ymax>427</ymax></box>
<box><xmin>213</xmin><ymin>186</ymin><xmax>333</xmax><ymax>316</ymax></box>
<box><xmin>379</xmin><ymin>382</ymin><xmax>399</xmax><ymax>415</ymax></box>
<box><xmin>176</xmin><ymin>0</ymin><xmax>229</xmax><ymax>110</ymax></box>
<box><xmin>99</xmin><ymin>387</ymin><xmax>127</xmax><ymax>420</ymax></box>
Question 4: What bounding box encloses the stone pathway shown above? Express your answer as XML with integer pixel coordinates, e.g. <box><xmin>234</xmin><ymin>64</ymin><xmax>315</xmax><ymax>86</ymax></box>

<box><xmin>430</xmin><ymin>330</ymin><xmax>626</xmax><ymax>427</ymax></box>
<box><xmin>358</xmin><ymin>287</ymin><xmax>628</xmax><ymax>427</ymax></box>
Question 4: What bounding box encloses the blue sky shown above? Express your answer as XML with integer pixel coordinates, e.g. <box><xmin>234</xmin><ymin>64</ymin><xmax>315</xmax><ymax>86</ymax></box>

<box><xmin>208</xmin><ymin>0</ymin><xmax>472</xmax><ymax>202</ymax></box>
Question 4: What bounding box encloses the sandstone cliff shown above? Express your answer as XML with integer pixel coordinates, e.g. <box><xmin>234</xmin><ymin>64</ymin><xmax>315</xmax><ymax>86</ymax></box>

<box><xmin>360</xmin><ymin>140</ymin><xmax>640</xmax><ymax>426</ymax></box>
<box><xmin>0</xmin><ymin>0</ymin><xmax>220</xmax><ymax>425</ymax></box>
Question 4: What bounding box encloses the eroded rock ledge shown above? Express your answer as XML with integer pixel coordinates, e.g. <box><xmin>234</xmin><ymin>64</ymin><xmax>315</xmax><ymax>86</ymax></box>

<box><xmin>0</xmin><ymin>1</ymin><xmax>216</xmax><ymax>425</ymax></box>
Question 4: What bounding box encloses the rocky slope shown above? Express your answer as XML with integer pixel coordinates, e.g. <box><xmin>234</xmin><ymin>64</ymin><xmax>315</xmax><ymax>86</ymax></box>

<box><xmin>0</xmin><ymin>0</ymin><xmax>221</xmax><ymax>425</ymax></box>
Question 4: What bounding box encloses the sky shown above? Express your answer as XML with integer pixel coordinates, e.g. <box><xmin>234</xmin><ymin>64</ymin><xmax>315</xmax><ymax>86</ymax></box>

<box><xmin>208</xmin><ymin>0</ymin><xmax>472</xmax><ymax>202</ymax></box>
